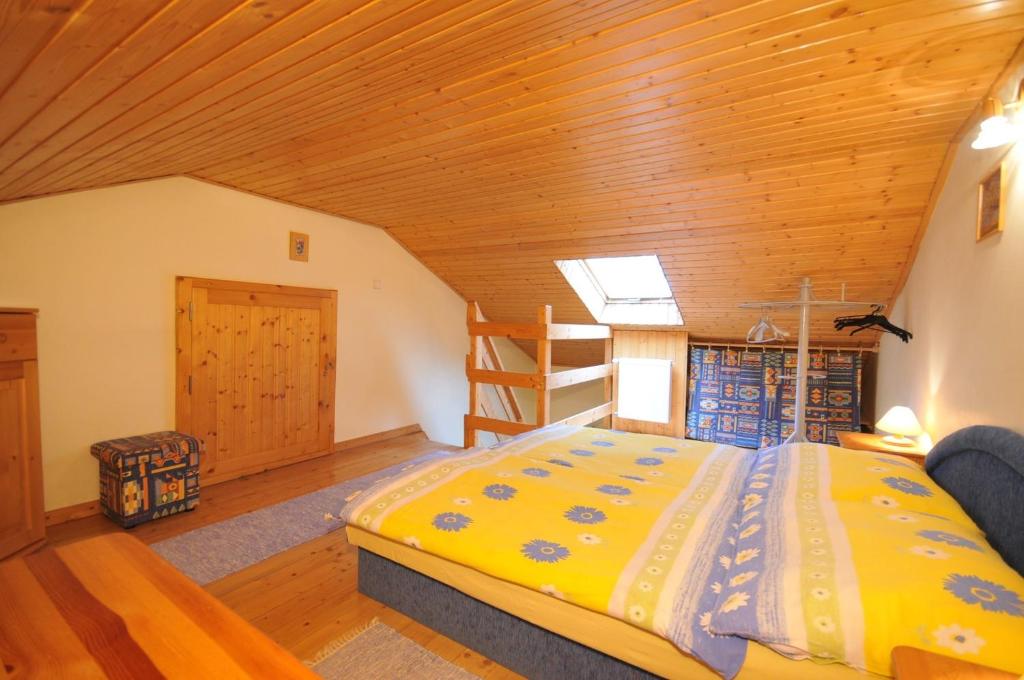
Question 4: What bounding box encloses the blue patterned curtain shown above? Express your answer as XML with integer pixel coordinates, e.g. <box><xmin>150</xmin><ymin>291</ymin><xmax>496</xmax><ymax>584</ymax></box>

<box><xmin>685</xmin><ymin>348</ymin><xmax>861</xmax><ymax>449</ymax></box>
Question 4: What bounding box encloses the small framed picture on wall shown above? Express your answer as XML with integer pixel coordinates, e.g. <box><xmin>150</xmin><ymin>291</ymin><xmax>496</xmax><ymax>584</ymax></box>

<box><xmin>976</xmin><ymin>162</ymin><xmax>1005</xmax><ymax>242</ymax></box>
<box><xmin>289</xmin><ymin>231</ymin><xmax>309</xmax><ymax>261</ymax></box>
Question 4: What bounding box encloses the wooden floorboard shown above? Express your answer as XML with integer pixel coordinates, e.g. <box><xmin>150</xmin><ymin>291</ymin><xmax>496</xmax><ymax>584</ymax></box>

<box><xmin>47</xmin><ymin>432</ymin><xmax>520</xmax><ymax>678</ymax></box>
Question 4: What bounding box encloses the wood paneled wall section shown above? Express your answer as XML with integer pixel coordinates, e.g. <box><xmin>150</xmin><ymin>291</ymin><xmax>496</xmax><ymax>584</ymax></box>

<box><xmin>0</xmin><ymin>3</ymin><xmax>1021</xmax><ymax>364</ymax></box>
<box><xmin>611</xmin><ymin>330</ymin><xmax>688</xmax><ymax>438</ymax></box>
<box><xmin>175</xmin><ymin>277</ymin><xmax>337</xmax><ymax>485</ymax></box>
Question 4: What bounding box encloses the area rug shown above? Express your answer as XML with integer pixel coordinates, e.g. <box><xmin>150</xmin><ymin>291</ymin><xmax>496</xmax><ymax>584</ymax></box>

<box><xmin>309</xmin><ymin>620</ymin><xmax>480</xmax><ymax>680</ymax></box>
<box><xmin>151</xmin><ymin>449</ymin><xmax>454</xmax><ymax>585</ymax></box>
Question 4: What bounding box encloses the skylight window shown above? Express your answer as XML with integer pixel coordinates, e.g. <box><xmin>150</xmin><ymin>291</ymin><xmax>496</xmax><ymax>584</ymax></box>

<box><xmin>555</xmin><ymin>255</ymin><xmax>683</xmax><ymax>326</ymax></box>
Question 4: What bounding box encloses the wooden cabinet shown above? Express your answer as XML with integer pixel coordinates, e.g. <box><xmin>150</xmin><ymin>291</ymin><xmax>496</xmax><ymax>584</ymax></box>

<box><xmin>0</xmin><ymin>309</ymin><xmax>44</xmax><ymax>559</ymax></box>
<box><xmin>175</xmin><ymin>278</ymin><xmax>337</xmax><ymax>485</ymax></box>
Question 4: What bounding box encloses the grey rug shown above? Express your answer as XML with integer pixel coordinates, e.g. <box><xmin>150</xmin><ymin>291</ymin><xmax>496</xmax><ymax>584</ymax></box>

<box><xmin>151</xmin><ymin>449</ymin><xmax>454</xmax><ymax>585</ymax></box>
<box><xmin>309</xmin><ymin>620</ymin><xmax>480</xmax><ymax>680</ymax></box>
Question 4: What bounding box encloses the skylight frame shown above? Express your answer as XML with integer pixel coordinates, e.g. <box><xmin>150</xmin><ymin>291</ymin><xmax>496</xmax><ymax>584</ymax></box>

<box><xmin>578</xmin><ymin>259</ymin><xmax>672</xmax><ymax>304</ymax></box>
<box><xmin>554</xmin><ymin>255</ymin><xmax>683</xmax><ymax>326</ymax></box>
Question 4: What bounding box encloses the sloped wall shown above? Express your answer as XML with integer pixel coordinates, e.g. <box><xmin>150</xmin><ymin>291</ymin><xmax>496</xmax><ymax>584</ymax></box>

<box><xmin>0</xmin><ymin>177</ymin><xmax>469</xmax><ymax>510</ymax></box>
<box><xmin>876</xmin><ymin>65</ymin><xmax>1024</xmax><ymax>442</ymax></box>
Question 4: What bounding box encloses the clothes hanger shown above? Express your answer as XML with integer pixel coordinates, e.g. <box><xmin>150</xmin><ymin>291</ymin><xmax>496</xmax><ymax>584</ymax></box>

<box><xmin>746</xmin><ymin>307</ymin><xmax>790</xmax><ymax>344</ymax></box>
<box><xmin>834</xmin><ymin>305</ymin><xmax>912</xmax><ymax>343</ymax></box>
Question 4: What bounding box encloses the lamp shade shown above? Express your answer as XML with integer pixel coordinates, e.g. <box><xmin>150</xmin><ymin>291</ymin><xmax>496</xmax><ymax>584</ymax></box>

<box><xmin>972</xmin><ymin>97</ymin><xmax>1019</xmax><ymax>150</ymax></box>
<box><xmin>876</xmin><ymin>406</ymin><xmax>923</xmax><ymax>437</ymax></box>
<box><xmin>972</xmin><ymin>114</ymin><xmax>1018</xmax><ymax>150</ymax></box>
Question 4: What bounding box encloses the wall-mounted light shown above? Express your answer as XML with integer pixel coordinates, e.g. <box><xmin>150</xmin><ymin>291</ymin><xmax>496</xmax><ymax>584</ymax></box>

<box><xmin>971</xmin><ymin>81</ymin><xmax>1022</xmax><ymax>150</ymax></box>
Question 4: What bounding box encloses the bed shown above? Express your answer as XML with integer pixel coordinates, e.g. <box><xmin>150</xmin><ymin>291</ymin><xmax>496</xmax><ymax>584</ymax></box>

<box><xmin>340</xmin><ymin>425</ymin><xmax>1024</xmax><ymax>679</ymax></box>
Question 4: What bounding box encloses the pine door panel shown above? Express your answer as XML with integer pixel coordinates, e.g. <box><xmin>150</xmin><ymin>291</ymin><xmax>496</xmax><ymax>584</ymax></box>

<box><xmin>176</xmin><ymin>278</ymin><xmax>337</xmax><ymax>485</ymax></box>
<box><xmin>0</xmin><ymin>358</ymin><xmax>44</xmax><ymax>559</ymax></box>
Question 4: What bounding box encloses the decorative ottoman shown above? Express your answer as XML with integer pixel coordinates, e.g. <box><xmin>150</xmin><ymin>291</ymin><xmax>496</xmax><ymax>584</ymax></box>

<box><xmin>90</xmin><ymin>431</ymin><xmax>202</xmax><ymax>528</ymax></box>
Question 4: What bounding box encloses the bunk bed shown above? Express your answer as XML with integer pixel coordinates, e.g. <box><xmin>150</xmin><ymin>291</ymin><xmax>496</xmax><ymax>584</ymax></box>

<box><xmin>342</xmin><ymin>304</ymin><xmax>1024</xmax><ymax>679</ymax></box>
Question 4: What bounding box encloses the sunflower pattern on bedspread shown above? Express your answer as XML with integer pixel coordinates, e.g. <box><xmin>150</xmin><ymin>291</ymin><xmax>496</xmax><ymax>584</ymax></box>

<box><xmin>341</xmin><ymin>425</ymin><xmax>754</xmax><ymax>678</ymax></box>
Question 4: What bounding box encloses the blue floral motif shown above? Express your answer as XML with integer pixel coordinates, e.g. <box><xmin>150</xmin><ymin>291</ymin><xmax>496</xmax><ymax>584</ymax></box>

<box><xmin>432</xmin><ymin>512</ymin><xmax>472</xmax><ymax>532</ymax></box>
<box><xmin>522</xmin><ymin>467</ymin><xmax>550</xmax><ymax>477</ymax></box>
<box><xmin>482</xmin><ymin>483</ymin><xmax>517</xmax><ymax>501</ymax></box>
<box><xmin>591</xmin><ymin>441</ymin><xmax>615</xmax><ymax>447</ymax></box>
<box><xmin>521</xmin><ymin>539</ymin><xmax>571</xmax><ymax>563</ymax></box>
<box><xmin>565</xmin><ymin>505</ymin><xmax>607</xmax><ymax>524</ymax></box>
<box><xmin>620</xmin><ymin>474</ymin><xmax>645</xmax><ymax>482</ymax></box>
<box><xmin>882</xmin><ymin>476</ymin><xmax>933</xmax><ymax>497</ymax></box>
<box><xmin>653</xmin><ymin>447</ymin><xmax>677</xmax><ymax>453</ymax></box>
<box><xmin>944</xmin><ymin>574</ymin><xmax>1024</xmax><ymax>616</ymax></box>
<box><xmin>569</xmin><ymin>449</ymin><xmax>595</xmax><ymax>457</ymax></box>
<box><xmin>917</xmin><ymin>530</ymin><xmax>983</xmax><ymax>552</ymax></box>
<box><xmin>548</xmin><ymin>458</ymin><xmax>574</xmax><ymax>468</ymax></box>
<box><xmin>635</xmin><ymin>457</ymin><xmax>664</xmax><ymax>466</ymax></box>
<box><xmin>596</xmin><ymin>484</ymin><xmax>632</xmax><ymax>496</ymax></box>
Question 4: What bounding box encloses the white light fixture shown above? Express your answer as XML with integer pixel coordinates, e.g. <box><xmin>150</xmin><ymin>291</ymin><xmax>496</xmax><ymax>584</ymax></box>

<box><xmin>972</xmin><ymin>84</ymin><xmax>1022</xmax><ymax>150</ymax></box>
<box><xmin>876</xmin><ymin>406</ymin><xmax>924</xmax><ymax>447</ymax></box>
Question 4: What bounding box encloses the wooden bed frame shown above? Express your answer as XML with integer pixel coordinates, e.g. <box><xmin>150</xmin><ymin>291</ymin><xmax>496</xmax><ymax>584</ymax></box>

<box><xmin>464</xmin><ymin>302</ymin><xmax>614</xmax><ymax>448</ymax></box>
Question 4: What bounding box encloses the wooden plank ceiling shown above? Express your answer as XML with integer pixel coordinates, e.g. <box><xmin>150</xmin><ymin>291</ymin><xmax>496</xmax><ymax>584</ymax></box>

<box><xmin>2</xmin><ymin>1</ymin><xmax>1021</xmax><ymax>365</ymax></box>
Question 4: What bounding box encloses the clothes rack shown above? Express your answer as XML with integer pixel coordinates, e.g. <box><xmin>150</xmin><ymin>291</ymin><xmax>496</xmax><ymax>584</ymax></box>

<box><xmin>692</xmin><ymin>342</ymin><xmax>878</xmax><ymax>353</ymax></box>
<box><xmin>737</xmin><ymin>278</ymin><xmax>884</xmax><ymax>444</ymax></box>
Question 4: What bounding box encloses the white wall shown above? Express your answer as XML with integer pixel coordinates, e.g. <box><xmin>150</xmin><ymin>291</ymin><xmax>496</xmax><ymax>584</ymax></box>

<box><xmin>490</xmin><ymin>340</ymin><xmax>606</xmax><ymax>425</ymax></box>
<box><xmin>876</xmin><ymin>65</ymin><xmax>1024</xmax><ymax>442</ymax></box>
<box><xmin>0</xmin><ymin>177</ymin><xmax>469</xmax><ymax>510</ymax></box>
<box><xmin>549</xmin><ymin>368</ymin><xmax>607</xmax><ymax>422</ymax></box>
<box><xmin>475</xmin><ymin>340</ymin><xmax>607</xmax><ymax>447</ymax></box>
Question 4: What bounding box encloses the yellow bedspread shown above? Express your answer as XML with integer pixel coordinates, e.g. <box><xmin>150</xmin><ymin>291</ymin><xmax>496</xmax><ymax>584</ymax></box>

<box><xmin>342</xmin><ymin>428</ymin><xmax>1024</xmax><ymax>678</ymax></box>
<box><xmin>342</xmin><ymin>424</ymin><xmax>754</xmax><ymax>677</ymax></box>
<box><xmin>707</xmin><ymin>443</ymin><xmax>1024</xmax><ymax>677</ymax></box>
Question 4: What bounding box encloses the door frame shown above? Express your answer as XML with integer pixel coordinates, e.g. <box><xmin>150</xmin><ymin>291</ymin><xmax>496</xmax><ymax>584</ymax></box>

<box><xmin>175</xmin><ymin>276</ymin><xmax>337</xmax><ymax>485</ymax></box>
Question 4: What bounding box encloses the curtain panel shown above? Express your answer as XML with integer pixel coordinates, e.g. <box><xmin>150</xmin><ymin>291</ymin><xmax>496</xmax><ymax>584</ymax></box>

<box><xmin>685</xmin><ymin>347</ymin><xmax>861</xmax><ymax>449</ymax></box>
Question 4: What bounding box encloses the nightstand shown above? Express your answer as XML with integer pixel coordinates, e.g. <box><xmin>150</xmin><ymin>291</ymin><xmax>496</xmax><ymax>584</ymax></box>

<box><xmin>891</xmin><ymin>646</ymin><xmax>1018</xmax><ymax>679</ymax></box>
<box><xmin>836</xmin><ymin>431</ymin><xmax>927</xmax><ymax>465</ymax></box>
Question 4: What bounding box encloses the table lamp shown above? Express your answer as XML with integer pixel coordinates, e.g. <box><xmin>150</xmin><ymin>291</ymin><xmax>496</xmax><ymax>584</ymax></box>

<box><xmin>876</xmin><ymin>406</ymin><xmax>923</xmax><ymax>447</ymax></box>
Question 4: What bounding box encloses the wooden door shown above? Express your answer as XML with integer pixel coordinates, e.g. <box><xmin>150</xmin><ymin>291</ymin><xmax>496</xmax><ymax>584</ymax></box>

<box><xmin>176</xmin><ymin>277</ymin><xmax>337</xmax><ymax>485</ymax></box>
<box><xmin>0</xmin><ymin>314</ymin><xmax>44</xmax><ymax>558</ymax></box>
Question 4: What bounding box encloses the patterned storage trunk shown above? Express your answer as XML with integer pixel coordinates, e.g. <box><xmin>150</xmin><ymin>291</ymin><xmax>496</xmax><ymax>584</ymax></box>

<box><xmin>91</xmin><ymin>431</ymin><xmax>201</xmax><ymax>528</ymax></box>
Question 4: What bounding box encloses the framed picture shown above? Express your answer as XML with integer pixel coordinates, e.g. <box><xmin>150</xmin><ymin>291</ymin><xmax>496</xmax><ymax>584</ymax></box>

<box><xmin>976</xmin><ymin>162</ymin><xmax>1005</xmax><ymax>242</ymax></box>
<box><xmin>289</xmin><ymin>231</ymin><xmax>309</xmax><ymax>261</ymax></box>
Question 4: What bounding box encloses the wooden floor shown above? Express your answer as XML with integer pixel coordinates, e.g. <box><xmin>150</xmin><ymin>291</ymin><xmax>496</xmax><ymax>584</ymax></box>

<box><xmin>48</xmin><ymin>431</ymin><xmax>521</xmax><ymax>679</ymax></box>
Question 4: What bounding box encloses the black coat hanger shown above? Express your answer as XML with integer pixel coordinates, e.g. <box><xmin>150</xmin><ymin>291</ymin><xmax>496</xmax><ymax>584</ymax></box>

<box><xmin>833</xmin><ymin>305</ymin><xmax>912</xmax><ymax>343</ymax></box>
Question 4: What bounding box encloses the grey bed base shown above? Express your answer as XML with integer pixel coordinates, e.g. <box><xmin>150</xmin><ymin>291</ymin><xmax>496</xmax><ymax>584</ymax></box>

<box><xmin>358</xmin><ymin>548</ymin><xmax>658</xmax><ymax>679</ymax></box>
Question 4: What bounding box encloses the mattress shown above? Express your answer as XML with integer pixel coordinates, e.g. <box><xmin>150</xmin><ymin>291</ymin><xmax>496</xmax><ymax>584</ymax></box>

<box><xmin>348</xmin><ymin>526</ymin><xmax>873</xmax><ymax>680</ymax></box>
<box><xmin>341</xmin><ymin>425</ymin><xmax>1024</xmax><ymax>677</ymax></box>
